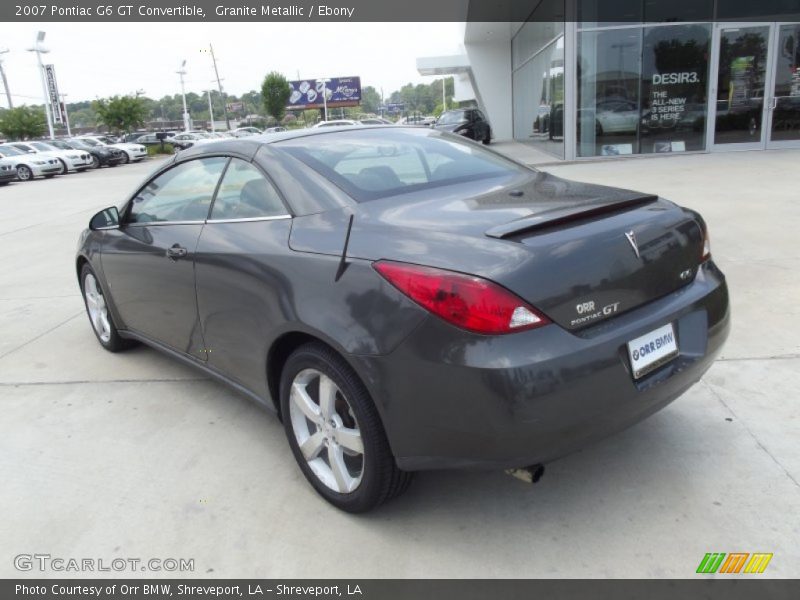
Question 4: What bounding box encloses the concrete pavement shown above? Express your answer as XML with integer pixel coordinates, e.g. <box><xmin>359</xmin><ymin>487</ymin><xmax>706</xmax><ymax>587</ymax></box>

<box><xmin>1</xmin><ymin>150</ymin><xmax>798</xmax><ymax>578</ymax></box>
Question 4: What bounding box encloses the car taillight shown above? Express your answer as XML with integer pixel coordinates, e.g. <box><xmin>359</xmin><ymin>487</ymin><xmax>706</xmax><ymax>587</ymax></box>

<box><xmin>701</xmin><ymin>225</ymin><xmax>711</xmax><ymax>262</ymax></box>
<box><xmin>373</xmin><ymin>260</ymin><xmax>549</xmax><ymax>335</ymax></box>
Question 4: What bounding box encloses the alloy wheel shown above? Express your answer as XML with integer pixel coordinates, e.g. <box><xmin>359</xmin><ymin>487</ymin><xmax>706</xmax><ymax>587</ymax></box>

<box><xmin>17</xmin><ymin>165</ymin><xmax>32</xmax><ymax>181</ymax></box>
<box><xmin>288</xmin><ymin>368</ymin><xmax>365</xmax><ymax>493</ymax></box>
<box><xmin>84</xmin><ymin>273</ymin><xmax>111</xmax><ymax>343</ymax></box>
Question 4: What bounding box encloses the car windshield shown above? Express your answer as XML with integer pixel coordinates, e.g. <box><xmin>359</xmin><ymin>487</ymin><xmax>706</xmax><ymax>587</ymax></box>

<box><xmin>278</xmin><ymin>128</ymin><xmax>529</xmax><ymax>202</ymax></box>
<box><xmin>67</xmin><ymin>140</ymin><xmax>92</xmax><ymax>150</ymax></box>
<box><xmin>437</xmin><ymin>111</ymin><xmax>468</xmax><ymax>125</ymax></box>
<box><xmin>31</xmin><ymin>142</ymin><xmax>56</xmax><ymax>151</ymax></box>
<box><xmin>79</xmin><ymin>138</ymin><xmax>100</xmax><ymax>147</ymax></box>
<box><xmin>0</xmin><ymin>145</ymin><xmax>24</xmax><ymax>156</ymax></box>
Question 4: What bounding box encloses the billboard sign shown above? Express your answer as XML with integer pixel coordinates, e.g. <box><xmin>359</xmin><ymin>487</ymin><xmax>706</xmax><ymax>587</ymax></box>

<box><xmin>226</xmin><ymin>101</ymin><xmax>244</xmax><ymax>112</ymax></box>
<box><xmin>287</xmin><ymin>76</ymin><xmax>361</xmax><ymax>110</ymax></box>
<box><xmin>386</xmin><ymin>102</ymin><xmax>405</xmax><ymax>114</ymax></box>
<box><xmin>44</xmin><ymin>64</ymin><xmax>62</xmax><ymax>124</ymax></box>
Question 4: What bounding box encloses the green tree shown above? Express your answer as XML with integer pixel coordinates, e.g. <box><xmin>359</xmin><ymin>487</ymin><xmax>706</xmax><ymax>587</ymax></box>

<box><xmin>92</xmin><ymin>95</ymin><xmax>148</xmax><ymax>133</ymax></box>
<box><xmin>360</xmin><ymin>86</ymin><xmax>382</xmax><ymax>114</ymax></box>
<box><xmin>0</xmin><ymin>106</ymin><xmax>47</xmax><ymax>140</ymax></box>
<box><xmin>261</xmin><ymin>72</ymin><xmax>291</xmax><ymax>122</ymax></box>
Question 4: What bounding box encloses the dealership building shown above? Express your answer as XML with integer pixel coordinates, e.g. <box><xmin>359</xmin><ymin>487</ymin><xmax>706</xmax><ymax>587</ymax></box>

<box><xmin>418</xmin><ymin>1</ymin><xmax>800</xmax><ymax>160</ymax></box>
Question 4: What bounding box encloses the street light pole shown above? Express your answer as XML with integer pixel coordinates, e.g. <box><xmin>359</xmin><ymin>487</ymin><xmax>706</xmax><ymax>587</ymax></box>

<box><xmin>206</xmin><ymin>90</ymin><xmax>215</xmax><ymax>132</ymax></box>
<box><xmin>177</xmin><ymin>60</ymin><xmax>190</xmax><ymax>132</ymax></box>
<box><xmin>60</xmin><ymin>93</ymin><xmax>71</xmax><ymax>136</ymax></box>
<box><xmin>208</xmin><ymin>44</ymin><xmax>230</xmax><ymax>131</ymax></box>
<box><xmin>0</xmin><ymin>48</ymin><xmax>13</xmax><ymax>108</ymax></box>
<box><xmin>316</xmin><ymin>77</ymin><xmax>331</xmax><ymax>122</ymax></box>
<box><xmin>26</xmin><ymin>32</ymin><xmax>54</xmax><ymax>139</ymax></box>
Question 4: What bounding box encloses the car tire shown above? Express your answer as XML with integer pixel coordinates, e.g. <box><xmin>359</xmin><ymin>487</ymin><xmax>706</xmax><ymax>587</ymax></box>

<box><xmin>16</xmin><ymin>165</ymin><xmax>33</xmax><ymax>181</ymax></box>
<box><xmin>0</xmin><ymin>181</ymin><xmax>9</xmax><ymax>186</ymax></box>
<box><xmin>121</xmin><ymin>152</ymin><xmax>130</xmax><ymax>164</ymax></box>
<box><xmin>44</xmin><ymin>174</ymin><xmax>56</xmax><ymax>178</ymax></box>
<box><xmin>80</xmin><ymin>264</ymin><xmax>136</xmax><ymax>353</ymax></box>
<box><xmin>90</xmin><ymin>155</ymin><xmax>100</xmax><ymax>169</ymax></box>
<box><xmin>280</xmin><ymin>342</ymin><xmax>412</xmax><ymax>513</ymax></box>
<box><xmin>57</xmin><ymin>159</ymin><xmax>68</xmax><ymax>174</ymax></box>
<box><xmin>482</xmin><ymin>129</ymin><xmax>491</xmax><ymax>145</ymax></box>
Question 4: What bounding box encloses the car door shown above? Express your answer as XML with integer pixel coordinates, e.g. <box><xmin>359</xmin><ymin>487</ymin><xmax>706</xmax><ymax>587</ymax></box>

<box><xmin>100</xmin><ymin>156</ymin><xmax>228</xmax><ymax>358</ymax></box>
<box><xmin>194</xmin><ymin>157</ymin><xmax>292</xmax><ymax>396</ymax></box>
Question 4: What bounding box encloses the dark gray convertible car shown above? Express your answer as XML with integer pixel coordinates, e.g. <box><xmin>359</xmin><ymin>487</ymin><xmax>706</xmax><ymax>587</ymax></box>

<box><xmin>77</xmin><ymin>127</ymin><xmax>729</xmax><ymax>512</ymax></box>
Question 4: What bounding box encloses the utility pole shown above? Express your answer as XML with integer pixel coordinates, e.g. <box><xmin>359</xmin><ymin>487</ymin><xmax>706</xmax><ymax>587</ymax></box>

<box><xmin>208</xmin><ymin>44</ymin><xmax>230</xmax><ymax>130</ymax></box>
<box><xmin>316</xmin><ymin>77</ymin><xmax>331</xmax><ymax>122</ymax></box>
<box><xmin>0</xmin><ymin>48</ymin><xmax>13</xmax><ymax>108</ymax></box>
<box><xmin>177</xmin><ymin>60</ymin><xmax>190</xmax><ymax>132</ymax></box>
<box><xmin>206</xmin><ymin>90</ymin><xmax>215</xmax><ymax>131</ymax></box>
<box><xmin>60</xmin><ymin>93</ymin><xmax>71</xmax><ymax>136</ymax></box>
<box><xmin>26</xmin><ymin>32</ymin><xmax>54</xmax><ymax>139</ymax></box>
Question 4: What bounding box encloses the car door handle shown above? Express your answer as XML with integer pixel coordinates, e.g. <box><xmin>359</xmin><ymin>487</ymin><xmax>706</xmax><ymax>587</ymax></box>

<box><xmin>166</xmin><ymin>244</ymin><xmax>188</xmax><ymax>260</ymax></box>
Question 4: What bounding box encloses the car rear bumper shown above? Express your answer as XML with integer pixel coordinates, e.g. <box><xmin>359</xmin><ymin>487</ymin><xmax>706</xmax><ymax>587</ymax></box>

<box><xmin>354</xmin><ymin>260</ymin><xmax>730</xmax><ymax>471</ymax></box>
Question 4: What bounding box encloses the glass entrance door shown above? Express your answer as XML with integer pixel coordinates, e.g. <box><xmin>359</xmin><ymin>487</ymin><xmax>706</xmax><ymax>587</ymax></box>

<box><xmin>709</xmin><ymin>24</ymin><xmax>774</xmax><ymax>150</ymax></box>
<box><xmin>767</xmin><ymin>23</ymin><xmax>800</xmax><ymax>148</ymax></box>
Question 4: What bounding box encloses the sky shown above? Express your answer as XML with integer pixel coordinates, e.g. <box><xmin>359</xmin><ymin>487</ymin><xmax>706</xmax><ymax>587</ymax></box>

<box><xmin>0</xmin><ymin>22</ymin><xmax>465</xmax><ymax>106</ymax></box>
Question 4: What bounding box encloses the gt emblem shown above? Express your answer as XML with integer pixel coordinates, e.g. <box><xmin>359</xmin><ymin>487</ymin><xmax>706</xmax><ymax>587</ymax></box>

<box><xmin>625</xmin><ymin>230</ymin><xmax>640</xmax><ymax>258</ymax></box>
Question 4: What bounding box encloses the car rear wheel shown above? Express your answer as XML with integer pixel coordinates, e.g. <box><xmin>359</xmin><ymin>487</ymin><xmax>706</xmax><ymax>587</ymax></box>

<box><xmin>16</xmin><ymin>165</ymin><xmax>33</xmax><ymax>181</ymax></box>
<box><xmin>80</xmin><ymin>264</ymin><xmax>136</xmax><ymax>352</ymax></box>
<box><xmin>280</xmin><ymin>342</ymin><xmax>412</xmax><ymax>512</ymax></box>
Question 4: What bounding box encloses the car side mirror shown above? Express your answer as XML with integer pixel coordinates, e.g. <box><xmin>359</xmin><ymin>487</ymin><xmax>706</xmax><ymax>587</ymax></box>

<box><xmin>89</xmin><ymin>206</ymin><xmax>120</xmax><ymax>230</ymax></box>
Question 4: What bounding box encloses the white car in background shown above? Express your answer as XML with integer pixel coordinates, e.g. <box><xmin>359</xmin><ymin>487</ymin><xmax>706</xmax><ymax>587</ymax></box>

<box><xmin>76</xmin><ymin>136</ymin><xmax>147</xmax><ymax>163</ymax></box>
<box><xmin>0</xmin><ymin>156</ymin><xmax>17</xmax><ymax>185</ymax></box>
<box><xmin>231</xmin><ymin>126</ymin><xmax>262</xmax><ymax>137</ymax></box>
<box><xmin>311</xmin><ymin>119</ymin><xmax>363</xmax><ymax>128</ymax></box>
<box><xmin>9</xmin><ymin>141</ymin><xmax>92</xmax><ymax>174</ymax></box>
<box><xmin>0</xmin><ymin>144</ymin><xmax>62</xmax><ymax>181</ymax></box>
<box><xmin>169</xmin><ymin>132</ymin><xmax>219</xmax><ymax>150</ymax></box>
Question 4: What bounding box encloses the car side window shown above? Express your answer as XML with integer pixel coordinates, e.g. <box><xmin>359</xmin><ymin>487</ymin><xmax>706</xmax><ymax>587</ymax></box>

<box><xmin>209</xmin><ymin>158</ymin><xmax>287</xmax><ymax>220</ymax></box>
<box><xmin>127</xmin><ymin>157</ymin><xmax>228</xmax><ymax>224</ymax></box>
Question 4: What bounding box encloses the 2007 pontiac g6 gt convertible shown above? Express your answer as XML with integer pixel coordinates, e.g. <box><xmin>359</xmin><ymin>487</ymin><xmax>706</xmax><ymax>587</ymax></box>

<box><xmin>77</xmin><ymin>127</ymin><xmax>729</xmax><ymax>512</ymax></box>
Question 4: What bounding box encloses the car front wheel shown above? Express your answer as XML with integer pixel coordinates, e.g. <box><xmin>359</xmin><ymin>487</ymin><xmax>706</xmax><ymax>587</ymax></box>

<box><xmin>16</xmin><ymin>165</ymin><xmax>33</xmax><ymax>181</ymax></box>
<box><xmin>280</xmin><ymin>342</ymin><xmax>412</xmax><ymax>513</ymax></box>
<box><xmin>120</xmin><ymin>152</ymin><xmax>130</xmax><ymax>164</ymax></box>
<box><xmin>80</xmin><ymin>264</ymin><xmax>135</xmax><ymax>352</ymax></box>
<box><xmin>90</xmin><ymin>155</ymin><xmax>100</xmax><ymax>169</ymax></box>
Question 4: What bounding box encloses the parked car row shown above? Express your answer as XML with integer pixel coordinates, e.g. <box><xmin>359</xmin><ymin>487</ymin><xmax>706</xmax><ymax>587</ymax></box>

<box><xmin>0</xmin><ymin>135</ymin><xmax>147</xmax><ymax>184</ymax></box>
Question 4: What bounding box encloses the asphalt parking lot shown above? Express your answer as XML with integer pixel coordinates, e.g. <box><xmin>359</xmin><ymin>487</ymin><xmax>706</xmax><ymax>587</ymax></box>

<box><xmin>1</xmin><ymin>149</ymin><xmax>798</xmax><ymax>578</ymax></box>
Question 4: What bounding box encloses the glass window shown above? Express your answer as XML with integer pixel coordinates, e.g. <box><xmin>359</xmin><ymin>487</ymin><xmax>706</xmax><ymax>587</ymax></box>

<box><xmin>128</xmin><ymin>157</ymin><xmax>227</xmax><ymax>223</ymax></box>
<box><xmin>770</xmin><ymin>23</ymin><xmax>800</xmax><ymax>143</ymax></box>
<box><xmin>277</xmin><ymin>129</ymin><xmax>529</xmax><ymax>202</ymax></box>
<box><xmin>512</xmin><ymin>36</ymin><xmax>565</xmax><ymax>157</ymax></box>
<box><xmin>640</xmin><ymin>24</ymin><xmax>711</xmax><ymax>153</ymax></box>
<box><xmin>512</xmin><ymin>19</ymin><xmax>565</xmax><ymax>69</ymax></box>
<box><xmin>713</xmin><ymin>26</ymin><xmax>770</xmax><ymax>145</ymax></box>
<box><xmin>577</xmin><ymin>28</ymin><xmax>642</xmax><ymax>156</ymax></box>
<box><xmin>210</xmin><ymin>159</ymin><xmax>287</xmax><ymax>220</ymax></box>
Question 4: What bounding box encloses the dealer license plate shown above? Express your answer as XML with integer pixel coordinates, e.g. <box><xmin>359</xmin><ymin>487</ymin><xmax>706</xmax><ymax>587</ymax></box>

<box><xmin>627</xmin><ymin>323</ymin><xmax>679</xmax><ymax>379</ymax></box>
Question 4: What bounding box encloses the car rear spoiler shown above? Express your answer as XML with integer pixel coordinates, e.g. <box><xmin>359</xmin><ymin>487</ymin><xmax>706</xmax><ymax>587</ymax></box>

<box><xmin>484</xmin><ymin>195</ymin><xmax>659</xmax><ymax>239</ymax></box>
